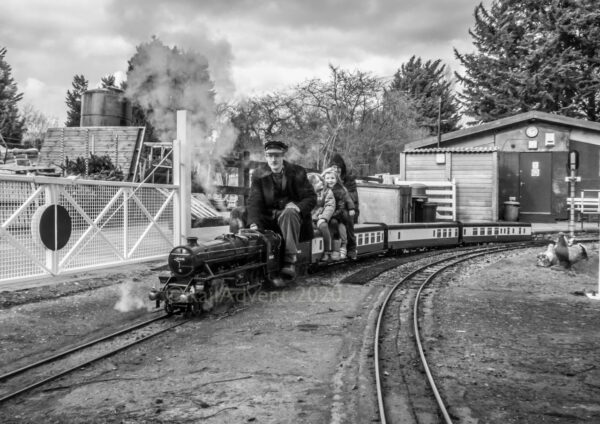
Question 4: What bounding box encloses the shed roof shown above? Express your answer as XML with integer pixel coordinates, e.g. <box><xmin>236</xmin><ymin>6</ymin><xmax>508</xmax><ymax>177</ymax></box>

<box><xmin>405</xmin><ymin>110</ymin><xmax>600</xmax><ymax>150</ymax></box>
<box><xmin>404</xmin><ymin>146</ymin><xmax>498</xmax><ymax>154</ymax></box>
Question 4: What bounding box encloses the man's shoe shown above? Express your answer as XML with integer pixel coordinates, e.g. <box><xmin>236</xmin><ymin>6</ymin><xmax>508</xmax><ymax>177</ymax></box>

<box><xmin>330</xmin><ymin>251</ymin><xmax>341</xmax><ymax>261</ymax></box>
<box><xmin>281</xmin><ymin>263</ymin><xmax>296</xmax><ymax>279</ymax></box>
<box><xmin>320</xmin><ymin>252</ymin><xmax>332</xmax><ymax>263</ymax></box>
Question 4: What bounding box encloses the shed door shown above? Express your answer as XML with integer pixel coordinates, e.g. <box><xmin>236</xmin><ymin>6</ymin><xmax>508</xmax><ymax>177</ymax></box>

<box><xmin>520</xmin><ymin>153</ymin><xmax>551</xmax><ymax>213</ymax></box>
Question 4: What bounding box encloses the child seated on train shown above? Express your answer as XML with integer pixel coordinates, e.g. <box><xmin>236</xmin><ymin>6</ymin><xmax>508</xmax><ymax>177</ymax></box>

<box><xmin>322</xmin><ymin>167</ymin><xmax>356</xmax><ymax>260</ymax></box>
<box><xmin>307</xmin><ymin>173</ymin><xmax>336</xmax><ymax>262</ymax></box>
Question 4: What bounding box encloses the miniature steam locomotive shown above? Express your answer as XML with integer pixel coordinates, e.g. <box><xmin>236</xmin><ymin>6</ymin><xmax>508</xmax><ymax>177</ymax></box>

<box><xmin>149</xmin><ymin>220</ymin><xmax>532</xmax><ymax>315</ymax></box>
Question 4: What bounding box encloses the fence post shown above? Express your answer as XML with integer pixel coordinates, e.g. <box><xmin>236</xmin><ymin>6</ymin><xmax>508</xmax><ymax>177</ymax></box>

<box><xmin>451</xmin><ymin>178</ymin><xmax>457</xmax><ymax>220</ymax></box>
<box><xmin>44</xmin><ymin>184</ymin><xmax>59</xmax><ymax>275</ymax></box>
<box><xmin>174</xmin><ymin>110</ymin><xmax>192</xmax><ymax>245</ymax></box>
<box><xmin>237</xmin><ymin>150</ymin><xmax>250</xmax><ymax>206</ymax></box>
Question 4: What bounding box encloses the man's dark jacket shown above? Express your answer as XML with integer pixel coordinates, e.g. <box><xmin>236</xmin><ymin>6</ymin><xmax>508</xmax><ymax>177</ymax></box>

<box><xmin>247</xmin><ymin>161</ymin><xmax>317</xmax><ymax>241</ymax></box>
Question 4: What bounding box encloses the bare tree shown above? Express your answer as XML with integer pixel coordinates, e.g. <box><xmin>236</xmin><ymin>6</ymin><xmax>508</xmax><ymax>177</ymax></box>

<box><xmin>297</xmin><ymin>65</ymin><xmax>385</xmax><ymax>167</ymax></box>
<box><xmin>21</xmin><ymin>103</ymin><xmax>59</xmax><ymax>149</ymax></box>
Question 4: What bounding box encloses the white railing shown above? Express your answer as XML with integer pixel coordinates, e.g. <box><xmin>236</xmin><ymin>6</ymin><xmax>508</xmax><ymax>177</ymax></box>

<box><xmin>0</xmin><ymin>174</ymin><xmax>177</xmax><ymax>285</ymax></box>
<box><xmin>392</xmin><ymin>178</ymin><xmax>457</xmax><ymax>221</ymax></box>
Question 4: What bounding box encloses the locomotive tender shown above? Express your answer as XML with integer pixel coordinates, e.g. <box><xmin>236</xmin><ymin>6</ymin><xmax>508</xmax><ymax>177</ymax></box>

<box><xmin>149</xmin><ymin>220</ymin><xmax>532</xmax><ymax>314</ymax></box>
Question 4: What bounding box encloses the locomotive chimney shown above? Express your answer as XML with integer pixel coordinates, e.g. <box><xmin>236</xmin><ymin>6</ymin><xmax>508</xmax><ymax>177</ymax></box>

<box><xmin>186</xmin><ymin>237</ymin><xmax>199</xmax><ymax>246</ymax></box>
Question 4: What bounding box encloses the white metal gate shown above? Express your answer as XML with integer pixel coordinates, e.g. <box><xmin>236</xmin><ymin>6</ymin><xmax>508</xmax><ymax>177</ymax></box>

<box><xmin>0</xmin><ymin>174</ymin><xmax>176</xmax><ymax>284</ymax></box>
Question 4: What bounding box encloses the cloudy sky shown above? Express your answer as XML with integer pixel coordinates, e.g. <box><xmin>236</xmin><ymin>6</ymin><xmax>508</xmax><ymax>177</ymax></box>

<box><xmin>1</xmin><ymin>0</ymin><xmax>490</xmax><ymax>125</ymax></box>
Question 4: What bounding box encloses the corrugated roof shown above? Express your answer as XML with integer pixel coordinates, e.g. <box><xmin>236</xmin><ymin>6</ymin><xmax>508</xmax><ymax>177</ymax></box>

<box><xmin>404</xmin><ymin>146</ymin><xmax>498</xmax><ymax>154</ymax></box>
<box><xmin>405</xmin><ymin>110</ymin><xmax>600</xmax><ymax>150</ymax></box>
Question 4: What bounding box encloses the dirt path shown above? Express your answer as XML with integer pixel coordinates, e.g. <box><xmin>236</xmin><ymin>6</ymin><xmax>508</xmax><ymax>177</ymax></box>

<box><xmin>1</xmin><ymin>244</ymin><xmax>599</xmax><ymax>423</ymax></box>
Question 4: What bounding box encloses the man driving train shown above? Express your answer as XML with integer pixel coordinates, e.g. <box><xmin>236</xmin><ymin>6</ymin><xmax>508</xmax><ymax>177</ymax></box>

<box><xmin>247</xmin><ymin>139</ymin><xmax>316</xmax><ymax>280</ymax></box>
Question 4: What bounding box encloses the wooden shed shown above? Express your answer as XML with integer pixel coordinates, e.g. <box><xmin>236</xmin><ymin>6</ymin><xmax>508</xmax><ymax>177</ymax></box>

<box><xmin>399</xmin><ymin>147</ymin><xmax>498</xmax><ymax>221</ymax></box>
<box><xmin>403</xmin><ymin>111</ymin><xmax>600</xmax><ymax>222</ymax></box>
<box><xmin>41</xmin><ymin>127</ymin><xmax>145</xmax><ymax>181</ymax></box>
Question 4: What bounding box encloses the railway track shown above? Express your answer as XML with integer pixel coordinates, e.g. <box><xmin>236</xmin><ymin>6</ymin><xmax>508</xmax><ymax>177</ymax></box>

<box><xmin>0</xmin><ymin>314</ymin><xmax>187</xmax><ymax>404</ymax></box>
<box><xmin>374</xmin><ymin>243</ymin><xmax>531</xmax><ymax>424</ymax></box>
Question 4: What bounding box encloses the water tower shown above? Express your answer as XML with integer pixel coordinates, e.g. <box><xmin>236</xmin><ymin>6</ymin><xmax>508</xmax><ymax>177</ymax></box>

<box><xmin>80</xmin><ymin>88</ymin><xmax>133</xmax><ymax>127</ymax></box>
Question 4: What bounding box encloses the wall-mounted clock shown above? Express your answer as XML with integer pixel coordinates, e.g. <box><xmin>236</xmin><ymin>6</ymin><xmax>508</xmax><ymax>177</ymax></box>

<box><xmin>526</xmin><ymin>126</ymin><xmax>538</xmax><ymax>138</ymax></box>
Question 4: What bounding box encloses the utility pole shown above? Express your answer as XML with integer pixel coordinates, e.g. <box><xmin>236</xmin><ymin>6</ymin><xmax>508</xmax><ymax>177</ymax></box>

<box><xmin>436</xmin><ymin>96</ymin><xmax>442</xmax><ymax>148</ymax></box>
<box><xmin>565</xmin><ymin>150</ymin><xmax>580</xmax><ymax>238</ymax></box>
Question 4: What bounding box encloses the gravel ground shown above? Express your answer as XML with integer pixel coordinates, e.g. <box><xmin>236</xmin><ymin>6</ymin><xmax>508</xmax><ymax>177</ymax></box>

<box><xmin>426</xmin><ymin>243</ymin><xmax>600</xmax><ymax>423</ymax></box>
<box><xmin>0</xmin><ymin>259</ymin><xmax>387</xmax><ymax>423</ymax></box>
<box><xmin>0</xmin><ymin>241</ymin><xmax>599</xmax><ymax>423</ymax></box>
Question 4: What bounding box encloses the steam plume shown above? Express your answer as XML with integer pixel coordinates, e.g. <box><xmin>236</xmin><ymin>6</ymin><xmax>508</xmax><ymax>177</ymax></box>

<box><xmin>125</xmin><ymin>36</ymin><xmax>238</xmax><ymax>192</ymax></box>
<box><xmin>114</xmin><ymin>280</ymin><xmax>147</xmax><ymax>313</ymax></box>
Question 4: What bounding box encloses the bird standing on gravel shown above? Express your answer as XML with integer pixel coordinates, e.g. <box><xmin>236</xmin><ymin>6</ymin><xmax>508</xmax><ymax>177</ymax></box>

<box><xmin>555</xmin><ymin>232</ymin><xmax>588</xmax><ymax>269</ymax></box>
<box><xmin>536</xmin><ymin>243</ymin><xmax>557</xmax><ymax>267</ymax></box>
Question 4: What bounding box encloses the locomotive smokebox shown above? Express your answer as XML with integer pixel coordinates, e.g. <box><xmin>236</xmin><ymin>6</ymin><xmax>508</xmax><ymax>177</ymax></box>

<box><xmin>80</xmin><ymin>88</ymin><xmax>132</xmax><ymax>127</ymax></box>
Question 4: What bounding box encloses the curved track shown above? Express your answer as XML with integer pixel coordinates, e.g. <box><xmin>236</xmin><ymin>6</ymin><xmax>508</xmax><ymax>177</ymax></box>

<box><xmin>374</xmin><ymin>243</ymin><xmax>530</xmax><ymax>424</ymax></box>
<box><xmin>0</xmin><ymin>314</ymin><xmax>187</xmax><ymax>404</ymax></box>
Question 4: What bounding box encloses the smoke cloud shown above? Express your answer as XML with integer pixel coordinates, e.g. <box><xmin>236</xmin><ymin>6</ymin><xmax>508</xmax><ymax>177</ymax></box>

<box><xmin>125</xmin><ymin>35</ymin><xmax>238</xmax><ymax>192</ymax></box>
<box><xmin>114</xmin><ymin>280</ymin><xmax>147</xmax><ymax>313</ymax></box>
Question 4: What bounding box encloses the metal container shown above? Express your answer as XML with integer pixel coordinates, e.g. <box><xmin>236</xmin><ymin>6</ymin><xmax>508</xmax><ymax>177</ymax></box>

<box><xmin>422</xmin><ymin>202</ymin><xmax>438</xmax><ymax>222</ymax></box>
<box><xmin>356</xmin><ymin>183</ymin><xmax>412</xmax><ymax>223</ymax></box>
<box><xmin>503</xmin><ymin>201</ymin><xmax>520</xmax><ymax>221</ymax></box>
<box><xmin>411</xmin><ymin>183</ymin><xmax>427</xmax><ymax>198</ymax></box>
<box><xmin>80</xmin><ymin>88</ymin><xmax>132</xmax><ymax>127</ymax></box>
<box><xmin>411</xmin><ymin>183</ymin><xmax>428</xmax><ymax>222</ymax></box>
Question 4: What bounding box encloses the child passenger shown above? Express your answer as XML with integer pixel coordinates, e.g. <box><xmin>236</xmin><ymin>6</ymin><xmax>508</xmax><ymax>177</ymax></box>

<box><xmin>322</xmin><ymin>167</ymin><xmax>356</xmax><ymax>260</ymax></box>
<box><xmin>307</xmin><ymin>173</ymin><xmax>336</xmax><ymax>262</ymax></box>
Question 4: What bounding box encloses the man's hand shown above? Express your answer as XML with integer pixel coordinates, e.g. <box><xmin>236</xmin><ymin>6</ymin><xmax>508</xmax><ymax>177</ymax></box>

<box><xmin>285</xmin><ymin>202</ymin><xmax>300</xmax><ymax>213</ymax></box>
<box><xmin>317</xmin><ymin>218</ymin><xmax>326</xmax><ymax>227</ymax></box>
<box><xmin>249</xmin><ymin>223</ymin><xmax>258</xmax><ymax>230</ymax></box>
<box><xmin>349</xmin><ymin>210</ymin><xmax>356</xmax><ymax>217</ymax></box>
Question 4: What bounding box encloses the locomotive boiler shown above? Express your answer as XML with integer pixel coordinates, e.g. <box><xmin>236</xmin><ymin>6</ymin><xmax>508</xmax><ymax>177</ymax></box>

<box><xmin>149</xmin><ymin>230</ymin><xmax>282</xmax><ymax>314</ymax></box>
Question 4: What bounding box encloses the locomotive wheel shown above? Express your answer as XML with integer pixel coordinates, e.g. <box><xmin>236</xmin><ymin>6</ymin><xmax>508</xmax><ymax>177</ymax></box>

<box><xmin>247</xmin><ymin>269</ymin><xmax>263</xmax><ymax>292</ymax></box>
<box><xmin>164</xmin><ymin>303</ymin><xmax>174</xmax><ymax>315</ymax></box>
<box><xmin>202</xmin><ymin>279</ymin><xmax>226</xmax><ymax>312</ymax></box>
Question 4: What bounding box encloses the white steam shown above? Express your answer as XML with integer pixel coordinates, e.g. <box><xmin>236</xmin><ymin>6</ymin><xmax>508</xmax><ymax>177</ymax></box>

<box><xmin>114</xmin><ymin>280</ymin><xmax>147</xmax><ymax>313</ymax></box>
<box><xmin>125</xmin><ymin>35</ymin><xmax>238</xmax><ymax>193</ymax></box>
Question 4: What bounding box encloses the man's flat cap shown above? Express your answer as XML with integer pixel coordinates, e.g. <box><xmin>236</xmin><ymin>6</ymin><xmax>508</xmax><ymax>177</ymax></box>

<box><xmin>264</xmin><ymin>139</ymin><xmax>288</xmax><ymax>152</ymax></box>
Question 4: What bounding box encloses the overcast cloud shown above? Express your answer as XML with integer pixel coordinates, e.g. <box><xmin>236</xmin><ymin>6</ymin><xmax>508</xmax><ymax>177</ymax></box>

<box><xmin>0</xmin><ymin>0</ymin><xmax>489</xmax><ymax>124</ymax></box>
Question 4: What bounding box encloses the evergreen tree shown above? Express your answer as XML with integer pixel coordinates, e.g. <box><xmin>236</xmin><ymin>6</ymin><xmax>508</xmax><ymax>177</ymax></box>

<box><xmin>456</xmin><ymin>0</ymin><xmax>600</xmax><ymax>123</ymax></box>
<box><xmin>101</xmin><ymin>74</ymin><xmax>117</xmax><ymax>89</ymax></box>
<box><xmin>0</xmin><ymin>47</ymin><xmax>25</xmax><ymax>145</ymax></box>
<box><xmin>65</xmin><ymin>74</ymin><xmax>88</xmax><ymax>127</ymax></box>
<box><xmin>390</xmin><ymin>56</ymin><xmax>460</xmax><ymax>135</ymax></box>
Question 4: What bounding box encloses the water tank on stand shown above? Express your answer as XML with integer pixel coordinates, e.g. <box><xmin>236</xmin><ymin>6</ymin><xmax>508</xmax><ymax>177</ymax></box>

<box><xmin>80</xmin><ymin>88</ymin><xmax>133</xmax><ymax>127</ymax></box>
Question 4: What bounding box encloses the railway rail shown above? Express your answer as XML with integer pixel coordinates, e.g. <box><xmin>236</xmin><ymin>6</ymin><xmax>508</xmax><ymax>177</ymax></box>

<box><xmin>374</xmin><ymin>243</ymin><xmax>532</xmax><ymax>424</ymax></box>
<box><xmin>0</xmin><ymin>314</ymin><xmax>187</xmax><ymax>404</ymax></box>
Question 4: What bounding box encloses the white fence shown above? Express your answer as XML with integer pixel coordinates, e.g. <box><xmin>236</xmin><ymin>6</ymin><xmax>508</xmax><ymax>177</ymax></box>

<box><xmin>394</xmin><ymin>179</ymin><xmax>457</xmax><ymax>221</ymax></box>
<box><xmin>378</xmin><ymin>175</ymin><xmax>456</xmax><ymax>221</ymax></box>
<box><xmin>0</xmin><ymin>174</ymin><xmax>176</xmax><ymax>285</ymax></box>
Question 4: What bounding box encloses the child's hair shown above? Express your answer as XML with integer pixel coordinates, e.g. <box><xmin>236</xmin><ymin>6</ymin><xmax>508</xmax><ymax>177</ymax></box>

<box><xmin>307</xmin><ymin>172</ymin><xmax>324</xmax><ymax>187</ymax></box>
<box><xmin>321</xmin><ymin>167</ymin><xmax>343</xmax><ymax>185</ymax></box>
